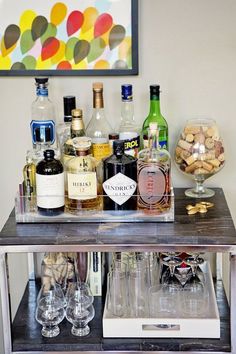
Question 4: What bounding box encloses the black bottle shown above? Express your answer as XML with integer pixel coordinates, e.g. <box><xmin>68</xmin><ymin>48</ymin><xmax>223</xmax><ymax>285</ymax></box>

<box><xmin>103</xmin><ymin>140</ymin><xmax>137</xmax><ymax>211</ymax></box>
<box><xmin>36</xmin><ymin>149</ymin><xmax>65</xmax><ymax>216</ymax></box>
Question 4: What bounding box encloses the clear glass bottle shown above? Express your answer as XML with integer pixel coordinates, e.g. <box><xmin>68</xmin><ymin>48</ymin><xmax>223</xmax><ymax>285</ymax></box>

<box><xmin>86</xmin><ymin>82</ymin><xmax>112</xmax><ymax>161</ymax></box>
<box><xmin>103</xmin><ymin>140</ymin><xmax>137</xmax><ymax>211</ymax></box>
<box><xmin>63</xmin><ymin>109</ymin><xmax>85</xmax><ymax>165</ymax></box>
<box><xmin>65</xmin><ymin>137</ymin><xmax>102</xmax><ymax>213</ymax></box>
<box><xmin>119</xmin><ymin>84</ymin><xmax>140</xmax><ymax>158</ymax></box>
<box><xmin>23</xmin><ymin>153</ymin><xmax>36</xmax><ymax>212</ymax></box>
<box><xmin>36</xmin><ymin>149</ymin><xmax>65</xmax><ymax>216</ymax></box>
<box><xmin>138</xmin><ymin>123</ymin><xmax>171</xmax><ymax>213</ymax></box>
<box><xmin>142</xmin><ymin>85</ymin><xmax>168</xmax><ymax>150</ymax></box>
<box><xmin>31</xmin><ymin>77</ymin><xmax>56</xmax><ymax>148</ymax></box>
<box><xmin>57</xmin><ymin>96</ymin><xmax>76</xmax><ymax>152</ymax></box>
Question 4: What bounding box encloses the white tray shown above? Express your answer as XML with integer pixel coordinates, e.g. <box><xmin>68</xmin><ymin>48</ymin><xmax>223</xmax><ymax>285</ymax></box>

<box><xmin>103</xmin><ymin>262</ymin><xmax>220</xmax><ymax>338</ymax></box>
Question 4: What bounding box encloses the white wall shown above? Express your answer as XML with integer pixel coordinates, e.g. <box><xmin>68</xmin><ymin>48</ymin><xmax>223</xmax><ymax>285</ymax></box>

<box><xmin>0</xmin><ymin>0</ymin><xmax>236</xmax><ymax>351</ymax></box>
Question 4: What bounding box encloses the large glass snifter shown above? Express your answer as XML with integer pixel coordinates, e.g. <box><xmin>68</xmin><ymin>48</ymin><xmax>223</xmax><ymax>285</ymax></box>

<box><xmin>175</xmin><ymin>118</ymin><xmax>225</xmax><ymax>198</ymax></box>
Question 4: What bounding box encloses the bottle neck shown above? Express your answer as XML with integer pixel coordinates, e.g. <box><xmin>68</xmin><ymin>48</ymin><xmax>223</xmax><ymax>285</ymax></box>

<box><xmin>121</xmin><ymin>99</ymin><xmax>134</xmax><ymax>123</ymax></box>
<box><xmin>36</xmin><ymin>86</ymin><xmax>48</xmax><ymax>97</ymax></box>
<box><xmin>71</xmin><ymin>118</ymin><xmax>84</xmax><ymax>135</ymax></box>
<box><xmin>149</xmin><ymin>96</ymin><xmax>161</xmax><ymax>116</ymax></box>
<box><xmin>93</xmin><ymin>90</ymin><xmax>104</xmax><ymax>109</ymax></box>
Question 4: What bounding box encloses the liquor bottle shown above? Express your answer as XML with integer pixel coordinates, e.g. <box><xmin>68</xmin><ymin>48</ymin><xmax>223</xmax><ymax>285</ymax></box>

<box><xmin>103</xmin><ymin>140</ymin><xmax>137</xmax><ymax>211</ymax></box>
<box><xmin>23</xmin><ymin>153</ymin><xmax>36</xmax><ymax>212</ymax></box>
<box><xmin>142</xmin><ymin>85</ymin><xmax>168</xmax><ymax>150</ymax></box>
<box><xmin>138</xmin><ymin>123</ymin><xmax>171</xmax><ymax>213</ymax></box>
<box><xmin>63</xmin><ymin>108</ymin><xmax>85</xmax><ymax>165</ymax></box>
<box><xmin>65</xmin><ymin>137</ymin><xmax>102</xmax><ymax>213</ymax></box>
<box><xmin>119</xmin><ymin>84</ymin><xmax>140</xmax><ymax>157</ymax></box>
<box><xmin>30</xmin><ymin>78</ymin><xmax>56</xmax><ymax>147</ymax></box>
<box><xmin>57</xmin><ymin>96</ymin><xmax>76</xmax><ymax>152</ymax></box>
<box><xmin>86</xmin><ymin>82</ymin><xmax>112</xmax><ymax>161</ymax></box>
<box><xmin>36</xmin><ymin>149</ymin><xmax>65</xmax><ymax>216</ymax></box>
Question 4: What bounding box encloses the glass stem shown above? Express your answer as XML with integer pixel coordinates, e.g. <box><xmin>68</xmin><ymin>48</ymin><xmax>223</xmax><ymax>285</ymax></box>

<box><xmin>194</xmin><ymin>180</ymin><xmax>205</xmax><ymax>194</ymax></box>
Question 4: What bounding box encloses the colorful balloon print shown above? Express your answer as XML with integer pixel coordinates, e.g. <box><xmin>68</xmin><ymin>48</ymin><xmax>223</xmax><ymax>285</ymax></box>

<box><xmin>94</xmin><ymin>13</ymin><xmax>113</xmax><ymax>38</ymax></box>
<box><xmin>67</xmin><ymin>11</ymin><xmax>84</xmax><ymax>36</ymax></box>
<box><xmin>50</xmin><ymin>2</ymin><xmax>67</xmax><ymax>26</ymax></box>
<box><xmin>109</xmin><ymin>25</ymin><xmax>126</xmax><ymax>50</ymax></box>
<box><xmin>0</xmin><ymin>2</ymin><xmax>133</xmax><ymax>71</ymax></box>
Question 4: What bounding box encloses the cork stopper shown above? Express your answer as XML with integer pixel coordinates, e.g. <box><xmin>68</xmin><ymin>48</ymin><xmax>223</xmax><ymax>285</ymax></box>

<box><xmin>93</xmin><ymin>82</ymin><xmax>104</xmax><ymax>108</ymax></box>
<box><xmin>72</xmin><ymin>137</ymin><xmax>91</xmax><ymax>151</ymax></box>
<box><xmin>93</xmin><ymin>82</ymin><xmax>103</xmax><ymax>91</ymax></box>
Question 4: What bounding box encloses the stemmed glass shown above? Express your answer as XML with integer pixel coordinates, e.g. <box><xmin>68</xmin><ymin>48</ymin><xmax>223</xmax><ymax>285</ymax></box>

<box><xmin>185</xmin><ymin>255</ymin><xmax>204</xmax><ymax>277</ymax></box>
<box><xmin>175</xmin><ymin>118</ymin><xmax>225</xmax><ymax>198</ymax></box>
<box><xmin>160</xmin><ymin>253</ymin><xmax>183</xmax><ymax>279</ymax></box>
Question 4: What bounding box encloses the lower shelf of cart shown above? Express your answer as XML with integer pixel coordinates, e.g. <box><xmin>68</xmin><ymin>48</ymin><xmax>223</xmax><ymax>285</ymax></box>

<box><xmin>12</xmin><ymin>280</ymin><xmax>230</xmax><ymax>353</ymax></box>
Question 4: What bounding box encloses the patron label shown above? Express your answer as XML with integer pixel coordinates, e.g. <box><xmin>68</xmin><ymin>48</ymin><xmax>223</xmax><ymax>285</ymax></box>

<box><xmin>30</xmin><ymin>120</ymin><xmax>55</xmax><ymax>144</ymax></box>
<box><xmin>103</xmin><ymin>172</ymin><xmax>137</xmax><ymax>206</ymax></box>
<box><xmin>67</xmin><ymin>172</ymin><xmax>97</xmax><ymax>200</ymax></box>
<box><xmin>36</xmin><ymin>172</ymin><xmax>65</xmax><ymax>208</ymax></box>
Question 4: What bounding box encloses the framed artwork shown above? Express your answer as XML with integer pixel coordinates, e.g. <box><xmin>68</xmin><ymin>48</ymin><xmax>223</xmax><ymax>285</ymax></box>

<box><xmin>0</xmin><ymin>0</ymin><xmax>138</xmax><ymax>76</ymax></box>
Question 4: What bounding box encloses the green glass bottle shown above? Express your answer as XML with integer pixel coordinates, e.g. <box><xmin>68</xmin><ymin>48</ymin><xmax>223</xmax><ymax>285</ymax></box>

<box><xmin>142</xmin><ymin>85</ymin><xmax>168</xmax><ymax>150</ymax></box>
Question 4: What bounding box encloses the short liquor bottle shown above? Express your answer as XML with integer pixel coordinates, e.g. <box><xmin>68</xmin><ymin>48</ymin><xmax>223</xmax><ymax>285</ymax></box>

<box><xmin>119</xmin><ymin>84</ymin><xmax>140</xmax><ymax>157</ymax></box>
<box><xmin>63</xmin><ymin>108</ymin><xmax>85</xmax><ymax>165</ymax></box>
<box><xmin>36</xmin><ymin>149</ymin><xmax>65</xmax><ymax>216</ymax></box>
<box><xmin>65</xmin><ymin>137</ymin><xmax>102</xmax><ymax>213</ymax></box>
<box><xmin>86</xmin><ymin>83</ymin><xmax>112</xmax><ymax>161</ymax></box>
<box><xmin>138</xmin><ymin>123</ymin><xmax>171</xmax><ymax>213</ymax></box>
<box><xmin>142</xmin><ymin>85</ymin><xmax>168</xmax><ymax>150</ymax></box>
<box><xmin>57</xmin><ymin>96</ymin><xmax>76</xmax><ymax>152</ymax></box>
<box><xmin>23</xmin><ymin>153</ymin><xmax>36</xmax><ymax>212</ymax></box>
<box><xmin>103</xmin><ymin>140</ymin><xmax>137</xmax><ymax>211</ymax></box>
<box><xmin>31</xmin><ymin>78</ymin><xmax>56</xmax><ymax>148</ymax></box>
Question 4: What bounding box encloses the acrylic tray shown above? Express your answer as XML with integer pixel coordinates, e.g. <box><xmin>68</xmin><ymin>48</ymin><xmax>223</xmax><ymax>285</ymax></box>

<box><xmin>15</xmin><ymin>188</ymin><xmax>174</xmax><ymax>223</ymax></box>
<box><xmin>103</xmin><ymin>261</ymin><xmax>220</xmax><ymax>338</ymax></box>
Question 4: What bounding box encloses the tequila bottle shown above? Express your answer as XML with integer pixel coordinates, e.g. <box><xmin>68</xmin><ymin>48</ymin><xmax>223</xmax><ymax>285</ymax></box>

<box><xmin>65</xmin><ymin>137</ymin><xmax>102</xmax><ymax>213</ymax></box>
<box><xmin>138</xmin><ymin>123</ymin><xmax>171</xmax><ymax>213</ymax></box>
<box><xmin>103</xmin><ymin>140</ymin><xmax>137</xmax><ymax>211</ymax></box>
<box><xmin>86</xmin><ymin>83</ymin><xmax>112</xmax><ymax>161</ymax></box>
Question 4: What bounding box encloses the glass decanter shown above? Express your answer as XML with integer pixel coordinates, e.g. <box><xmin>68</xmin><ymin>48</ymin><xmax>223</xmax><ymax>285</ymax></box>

<box><xmin>175</xmin><ymin>118</ymin><xmax>225</xmax><ymax>198</ymax></box>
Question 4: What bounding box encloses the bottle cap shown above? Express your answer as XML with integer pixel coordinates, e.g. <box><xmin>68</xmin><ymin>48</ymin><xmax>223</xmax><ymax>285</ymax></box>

<box><xmin>113</xmin><ymin>140</ymin><xmax>124</xmax><ymax>155</ymax></box>
<box><xmin>64</xmin><ymin>96</ymin><xmax>76</xmax><ymax>122</ymax></box>
<box><xmin>44</xmin><ymin>149</ymin><xmax>55</xmax><ymax>159</ymax></box>
<box><xmin>72</xmin><ymin>136</ymin><xmax>91</xmax><ymax>151</ymax></box>
<box><xmin>121</xmin><ymin>84</ymin><xmax>133</xmax><ymax>101</ymax></box>
<box><xmin>150</xmin><ymin>85</ymin><xmax>160</xmax><ymax>94</ymax></box>
<box><xmin>35</xmin><ymin>77</ymin><xmax>48</xmax><ymax>84</ymax></box>
<box><xmin>72</xmin><ymin>108</ymin><xmax>82</xmax><ymax>118</ymax></box>
<box><xmin>35</xmin><ymin>126</ymin><xmax>51</xmax><ymax>143</ymax></box>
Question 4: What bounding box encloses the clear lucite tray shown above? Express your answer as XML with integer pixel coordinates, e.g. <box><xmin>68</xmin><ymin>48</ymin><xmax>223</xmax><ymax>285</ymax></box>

<box><xmin>15</xmin><ymin>188</ymin><xmax>174</xmax><ymax>223</ymax></box>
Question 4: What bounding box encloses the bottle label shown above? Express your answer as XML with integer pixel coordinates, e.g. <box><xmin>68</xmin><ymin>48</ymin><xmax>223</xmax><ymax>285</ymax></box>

<box><xmin>67</xmin><ymin>172</ymin><xmax>97</xmax><ymax>200</ymax></box>
<box><xmin>92</xmin><ymin>143</ymin><xmax>111</xmax><ymax>161</ymax></box>
<box><xmin>138</xmin><ymin>164</ymin><xmax>169</xmax><ymax>207</ymax></box>
<box><xmin>36</xmin><ymin>172</ymin><xmax>65</xmax><ymax>209</ymax></box>
<box><xmin>103</xmin><ymin>172</ymin><xmax>137</xmax><ymax>206</ymax></box>
<box><xmin>31</xmin><ymin>120</ymin><xmax>55</xmax><ymax>144</ymax></box>
<box><xmin>37</xmin><ymin>87</ymin><xmax>48</xmax><ymax>96</ymax></box>
<box><xmin>121</xmin><ymin>135</ymin><xmax>140</xmax><ymax>157</ymax></box>
<box><xmin>143</xmin><ymin>138</ymin><xmax>167</xmax><ymax>150</ymax></box>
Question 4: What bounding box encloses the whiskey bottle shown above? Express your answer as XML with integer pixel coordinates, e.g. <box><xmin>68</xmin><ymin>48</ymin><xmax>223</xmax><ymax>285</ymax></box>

<box><xmin>65</xmin><ymin>137</ymin><xmax>102</xmax><ymax>213</ymax></box>
<box><xmin>142</xmin><ymin>85</ymin><xmax>168</xmax><ymax>150</ymax></box>
<box><xmin>86</xmin><ymin>83</ymin><xmax>112</xmax><ymax>161</ymax></box>
<box><xmin>23</xmin><ymin>153</ymin><xmax>36</xmax><ymax>212</ymax></box>
<box><xmin>31</xmin><ymin>78</ymin><xmax>56</xmax><ymax>148</ymax></box>
<box><xmin>57</xmin><ymin>96</ymin><xmax>76</xmax><ymax>152</ymax></box>
<box><xmin>119</xmin><ymin>84</ymin><xmax>140</xmax><ymax>158</ymax></box>
<box><xmin>63</xmin><ymin>109</ymin><xmax>85</xmax><ymax>165</ymax></box>
<box><xmin>103</xmin><ymin>140</ymin><xmax>137</xmax><ymax>211</ymax></box>
<box><xmin>138</xmin><ymin>123</ymin><xmax>171</xmax><ymax>213</ymax></box>
<box><xmin>36</xmin><ymin>149</ymin><xmax>65</xmax><ymax>216</ymax></box>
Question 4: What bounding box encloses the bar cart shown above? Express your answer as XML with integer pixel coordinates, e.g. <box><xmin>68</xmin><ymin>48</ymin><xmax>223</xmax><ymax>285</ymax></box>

<box><xmin>0</xmin><ymin>188</ymin><xmax>235</xmax><ymax>353</ymax></box>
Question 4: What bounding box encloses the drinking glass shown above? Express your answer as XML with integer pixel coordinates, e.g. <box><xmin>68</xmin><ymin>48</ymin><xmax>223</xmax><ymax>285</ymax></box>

<box><xmin>175</xmin><ymin>118</ymin><xmax>225</xmax><ymax>198</ymax></box>
<box><xmin>106</xmin><ymin>269</ymin><xmax>128</xmax><ymax>317</ymax></box>
<box><xmin>149</xmin><ymin>284</ymin><xmax>180</xmax><ymax>317</ymax></box>
<box><xmin>129</xmin><ymin>261</ymin><xmax>148</xmax><ymax>317</ymax></box>
<box><xmin>182</xmin><ymin>283</ymin><xmax>209</xmax><ymax>317</ymax></box>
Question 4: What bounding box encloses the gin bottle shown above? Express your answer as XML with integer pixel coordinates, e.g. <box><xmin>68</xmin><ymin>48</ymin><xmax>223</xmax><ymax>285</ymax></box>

<box><xmin>36</xmin><ymin>149</ymin><xmax>65</xmax><ymax>216</ymax></box>
<box><xmin>86</xmin><ymin>83</ymin><xmax>112</xmax><ymax>161</ymax></box>
<box><xmin>31</xmin><ymin>78</ymin><xmax>56</xmax><ymax>147</ymax></box>
<box><xmin>119</xmin><ymin>84</ymin><xmax>140</xmax><ymax>158</ymax></box>
<box><xmin>142</xmin><ymin>85</ymin><xmax>168</xmax><ymax>150</ymax></box>
<box><xmin>138</xmin><ymin>123</ymin><xmax>171</xmax><ymax>213</ymax></box>
<box><xmin>65</xmin><ymin>137</ymin><xmax>102</xmax><ymax>213</ymax></box>
<box><xmin>103</xmin><ymin>140</ymin><xmax>137</xmax><ymax>211</ymax></box>
<box><xmin>57</xmin><ymin>96</ymin><xmax>76</xmax><ymax>152</ymax></box>
<box><xmin>63</xmin><ymin>109</ymin><xmax>85</xmax><ymax>165</ymax></box>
